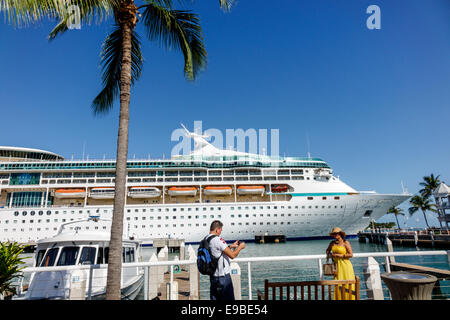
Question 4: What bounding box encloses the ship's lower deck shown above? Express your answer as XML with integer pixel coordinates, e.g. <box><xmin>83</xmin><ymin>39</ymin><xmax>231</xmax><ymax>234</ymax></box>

<box><xmin>0</xmin><ymin>193</ymin><xmax>410</xmax><ymax>243</ymax></box>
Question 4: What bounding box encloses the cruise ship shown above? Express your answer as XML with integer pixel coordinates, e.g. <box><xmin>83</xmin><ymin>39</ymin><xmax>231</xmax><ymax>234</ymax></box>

<box><xmin>0</xmin><ymin>129</ymin><xmax>410</xmax><ymax>244</ymax></box>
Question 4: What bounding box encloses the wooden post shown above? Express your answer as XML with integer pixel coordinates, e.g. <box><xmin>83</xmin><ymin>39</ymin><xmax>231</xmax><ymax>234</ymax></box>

<box><xmin>148</xmin><ymin>253</ymin><xmax>159</xmax><ymax>300</ymax></box>
<box><xmin>363</xmin><ymin>257</ymin><xmax>384</xmax><ymax>300</ymax></box>
<box><xmin>230</xmin><ymin>262</ymin><xmax>242</xmax><ymax>300</ymax></box>
<box><xmin>179</xmin><ymin>241</ymin><xmax>185</xmax><ymax>261</ymax></box>
<box><xmin>188</xmin><ymin>249</ymin><xmax>199</xmax><ymax>300</ymax></box>
<box><xmin>157</xmin><ymin>248</ymin><xmax>166</xmax><ymax>284</ymax></box>
<box><xmin>385</xmin><ymin>237</ymin><xmax>396</xmax><ymax>264</ymax></box>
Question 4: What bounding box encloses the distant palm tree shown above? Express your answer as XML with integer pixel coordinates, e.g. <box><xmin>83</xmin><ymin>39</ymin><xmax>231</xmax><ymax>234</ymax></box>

<box><xmin>419</xmin><ymin>174</ymin><xmax>442</xmax><ymax>228</ymax></box>
<box><xmin>408</xmin><ymin>195</ymin><xmax>437</xmax><ymax>229</ymax></box>
<box><xmin>419</xmin><ymin>174</ymin><xmax>441</xmax><ymax>199</ymax></box>
<box><xmin>1</xmin><ymin>0</ymin><xmax>232</xmax><ymax>300</ymax></box>
<box><xmin>387</xmin><ymin>205</ymin><xmax>405</xmax><ymax>230</ymax></box>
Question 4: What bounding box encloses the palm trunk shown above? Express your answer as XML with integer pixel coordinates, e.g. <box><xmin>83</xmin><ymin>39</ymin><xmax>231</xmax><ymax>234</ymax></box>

<box><xmin>422</xmin><ymin>209</ymin><xmax>430</xmax><ymax>229</ymax></box>
<box><xmin>395</xmin><ymin>215</ymin><xmax>400</xmax><ymax>230</ymax></box>
<box><xmin>105</xmin><ymin>22</ymin><xmax>133</xmax><ymax>300</ymax></box>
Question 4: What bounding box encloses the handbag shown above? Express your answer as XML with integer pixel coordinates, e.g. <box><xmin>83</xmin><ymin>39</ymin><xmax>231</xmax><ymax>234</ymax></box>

<box><xmin>323</xmin><ymin>254</ymin><xmax>337</xmax><ymax>276</ymax></box>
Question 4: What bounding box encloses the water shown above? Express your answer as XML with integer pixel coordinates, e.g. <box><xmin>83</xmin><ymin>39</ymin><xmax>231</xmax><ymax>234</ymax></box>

<box><xmin>138</xmin><ymin>239</ymin><xmax>450</xmax><ymax>300</ymax></box>
<box><xmin>19</xmin><ymin>239</ymin><xmax>449</xmax><ymax>300</ymax></box>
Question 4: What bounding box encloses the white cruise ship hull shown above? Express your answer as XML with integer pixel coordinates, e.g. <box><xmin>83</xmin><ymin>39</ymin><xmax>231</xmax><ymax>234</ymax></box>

<box><xmin>0</xmin><ymin>129</ymin><xmax>411</xmax><ymax>244</ymax></box>
<box><xmin>0</xmin><ymin>192</ymin><xmax>410</xmax><ymax>244</ymax></box>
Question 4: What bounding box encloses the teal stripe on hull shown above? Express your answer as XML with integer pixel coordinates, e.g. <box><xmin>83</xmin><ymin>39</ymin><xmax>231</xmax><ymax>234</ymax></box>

<box><xmin>268</xmin><ymin>192</ymin><xmax>350</xmax><ymax>197</ymax></box>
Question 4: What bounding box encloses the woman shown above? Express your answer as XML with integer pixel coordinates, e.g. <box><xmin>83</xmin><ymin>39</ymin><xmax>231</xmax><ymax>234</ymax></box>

<box><xmin>325</xmin><ymin>226</ymin><xmax>356</xmax><ymax>300</ymax></box>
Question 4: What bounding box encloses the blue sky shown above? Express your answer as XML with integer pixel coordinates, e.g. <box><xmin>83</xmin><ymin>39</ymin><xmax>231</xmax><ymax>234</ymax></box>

<box><xmin>1</xmin><ymin>0</ymin><xmax>449</xmax><ymax>228</ymax></box>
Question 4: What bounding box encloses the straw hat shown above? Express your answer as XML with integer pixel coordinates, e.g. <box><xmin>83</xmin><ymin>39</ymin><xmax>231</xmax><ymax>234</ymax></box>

<box><xmin>329</xmin><ymin>226</ymin><xmax>346</xmax><ymax>238</ymax></box>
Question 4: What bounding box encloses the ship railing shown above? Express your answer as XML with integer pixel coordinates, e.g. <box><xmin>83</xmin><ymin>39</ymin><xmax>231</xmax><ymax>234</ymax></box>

<box><xmin>13</xmin><ymin>249</ymin><xmax>449</xmax><ymax>300</ymax></box>
<box><xmin>363</xmin><ymin>228</ymin><xmax>450</xmax><ymax>235</ymax></box>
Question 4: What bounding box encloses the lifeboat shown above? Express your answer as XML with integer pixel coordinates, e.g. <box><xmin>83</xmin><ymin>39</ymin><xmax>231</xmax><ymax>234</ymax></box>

<box><xmin>54</xmin><ymin>188</ymin><xmax>86</xmax><ymax>199</ymax></box>
<box><xmin>89</xmin><ymin>187</ymin><xmax>115</xmax><ymax>199</ymax></box>
<box><xmin>203</xmin><ymin>186</ymin><xmax>233</xmax><ymax>196</ymax></box>
<box><xmin>128</xmin><ymin>186</ymin><xmax>161</xmax><ymax>198</ymax></box>
<box><xmin>271</xmin><ymin>185</ymin><xmax>289</xmax><ymax>193</ymax></box>
<box><xmin>237</xmin><ymin>185</ymin><xmax>265</xmax><ymax>196</ymax></box>
<box><xmin>168</xmin><ymin>186</ymin><xmax>197</xmax><ymax>197</ymax></box>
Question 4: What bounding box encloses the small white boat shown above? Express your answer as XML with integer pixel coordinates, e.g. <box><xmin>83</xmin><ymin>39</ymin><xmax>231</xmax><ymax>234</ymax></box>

<box><xmin>15</xmin><ymin>218</ymin><xmax>144</xmax><ymax>300</ymax></box>
<box><xmin>54</xmin><ymin>188</ymin><xmax>86</xmax><ymax>199</ymax></box>
<box><xmin>203</xmin><ymin>186</ymin><xmax>233</xmax><ymax>196</ymax></box>
<box><xmin>237</xmin><ymin>185</ymin><xmax>265</xmax><ymax>196</ymax></box>
<box><xmin>89</xmin><ymin>187</ymin><xmax>115</xmax><ymax>199</ymax></box>
<box><xmin>168</xmin><ymin>186</ymin><xmax>197</xmax><ymax>196</ymax></box>
<box><xmin>128</xmin><ymin>186</ymin><xmax>161</xmax><ymax>198</ymax></box>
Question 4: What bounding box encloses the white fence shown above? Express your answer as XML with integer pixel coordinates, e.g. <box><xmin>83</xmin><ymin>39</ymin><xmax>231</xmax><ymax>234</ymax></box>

<box><xmin>14</xmin><ymin>248</ymin><xmax>450</xmax><ymax>300</ymax></box>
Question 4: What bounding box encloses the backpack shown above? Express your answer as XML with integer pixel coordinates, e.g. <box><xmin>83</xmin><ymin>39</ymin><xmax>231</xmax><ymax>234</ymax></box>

<box><xmin>197</xmin><ymin>235</ymin><xmax>223</xmax><ymax>276</ymax></box>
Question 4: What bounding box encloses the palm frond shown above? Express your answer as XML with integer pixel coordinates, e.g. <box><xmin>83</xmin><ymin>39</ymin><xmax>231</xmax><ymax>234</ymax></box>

<box><xmin>92</xmin><ymin>25</ymin><xmax>143</xmax><ymax>115</ymax></box>
<box><xmin>1</xmin><ymin>0</ymin><xmax>118</xmax><ymax>27</ymax></box>
<box><xmin>141</xmin><ymin>3</ymin><xmax>206</xmax><ymax>80</ymax></box>
<box><xmin>48</xmin><ymin>0</ymin><xmax>118</xmax><ymax>40</ymax></box>
<box><xmin>218</xmin><ymin>0</ymin><xmax>233</xmax><ymax>12</ymax></box>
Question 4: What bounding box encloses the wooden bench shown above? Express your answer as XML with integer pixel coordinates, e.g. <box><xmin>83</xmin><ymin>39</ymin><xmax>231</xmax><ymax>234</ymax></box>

<box><xmin>257</xmin><ymin>277</ymin><xmax>360</xmax><ymax>300</ymax></box>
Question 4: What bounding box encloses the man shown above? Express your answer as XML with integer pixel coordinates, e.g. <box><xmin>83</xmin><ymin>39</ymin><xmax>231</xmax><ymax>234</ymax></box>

<box><xmin>206</xmin><ymin>220</ymin><xmax>245</xmax><ymax>301</ymax></box>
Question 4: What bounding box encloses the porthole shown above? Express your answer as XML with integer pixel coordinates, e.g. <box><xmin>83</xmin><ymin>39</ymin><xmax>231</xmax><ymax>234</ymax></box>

<box><xmin>22</xmin><ymin>211</ymin><xmax>27</xmax><ymax>216</ymax></box>
<box><xmin>38</xmin><ymin>211</ymin><xmax>43</xmax><ymax>216</ymax></box>
<box><xmin>14</xmin><ymin>211</ymin><xmax>19</xmax><ymax>217</ymax></box>
<box><xmin>46</xmin><ymin>210</ymin><xmax>51</xmax><ymax>215</ymax></box>
<box><xmin>30</xmin><ymin>211</ymin><xmax>35</xmax><ymax>216</ymax></box>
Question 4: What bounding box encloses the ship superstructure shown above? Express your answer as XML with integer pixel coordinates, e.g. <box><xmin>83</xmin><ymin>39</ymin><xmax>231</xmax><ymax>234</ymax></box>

<box><xmin>0</xmin><ymin>132</ymin><xmax>410</xmax><ymax>243</ymax></box>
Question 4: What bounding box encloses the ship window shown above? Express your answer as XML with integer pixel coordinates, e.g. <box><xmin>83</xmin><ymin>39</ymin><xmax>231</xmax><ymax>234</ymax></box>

<box><xmin>41</xmin><ymin>248</ymin><xmax>59</xmax><ymax>267</ymax></box>
<box><xmin>57</xmin><ymin>246</ymin><xmax>80</xmax><ymax>266</ymax></box>
<box><xmin>35</xmin><ymin>249</ymin><xmax>46</xmax><ymax>267</ymax></box>
<box><xmin>307</xmin><ymin>197</ymin><xmax>313</xmax><ymax>200</ymax></box>
<box><xmin>14</xmin><ymin>211</ymin><xmax>19</xmax><ymax>216</ymax></box>
<box><xmin>364</xmin><ymin>210</ymin><xmax>373</xmax><ymax>217</ymax></box>
<box><xmin>334</xmin><ymin>196</ymin><xmax>340</xmax><ymax>200</ymax></box>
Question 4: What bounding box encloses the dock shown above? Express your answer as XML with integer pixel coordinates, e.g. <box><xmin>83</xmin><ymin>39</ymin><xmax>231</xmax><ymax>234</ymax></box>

<box><xmin>255</xmin><ymin>234</ymin><xmax>286</xmax><ymax>244</ymax></box>
<box><xmin>152</xmin><ymin>238</ymin><xmax>185</xmax><ymax>255</ymax></box>
<box><xmin>389</xmin><ymin>262</ymin><xmax>450</xmax><ymax>280</ymax></box>
<box><xmin>157</xmin><ymin>269</ymin><xmax>195</xmax><ymax>300</ymax></box>
<box><xmin>358</xmin><ymin>229</ymin><xmax>450</xmax><ymax>248</ymax></box>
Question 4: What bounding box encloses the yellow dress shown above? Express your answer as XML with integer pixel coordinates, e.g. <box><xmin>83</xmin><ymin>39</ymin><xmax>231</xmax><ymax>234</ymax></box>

<box><xmin>331</xmin><ymin>244</ymin><xmax>356</xmax><ymax>300</ymax></box>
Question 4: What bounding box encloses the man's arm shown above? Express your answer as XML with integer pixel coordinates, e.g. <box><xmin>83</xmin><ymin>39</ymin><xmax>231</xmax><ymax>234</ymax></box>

<box><xmin>223</xmin><ymin>242</ymin><xmax>245</xmax><ymax>259</ymax></box>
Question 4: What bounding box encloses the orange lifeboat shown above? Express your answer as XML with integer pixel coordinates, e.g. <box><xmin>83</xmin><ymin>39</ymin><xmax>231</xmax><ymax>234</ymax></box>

<box><xmin>168</xmin><ymin>186</ymin><xmax>197</xmax><ymax>196</ymax></box>
<box><xmin>203</xmin><ymin>186</ymin><xmax>233</xmax><ymax>196</ymax></box>
<box><xmin>237</xmin><ymin>185</ymin><xmax>265</xmax><ymax>196</ymax></box>
<box><xmin>271</xmin><ymin>185</ymin><xmax>289</xmax><ymax>193</ymax></box>
<box><xmin>54</xmin><ymin>188</ymin><xmax>86</xmax><ymax>199</ymax></box>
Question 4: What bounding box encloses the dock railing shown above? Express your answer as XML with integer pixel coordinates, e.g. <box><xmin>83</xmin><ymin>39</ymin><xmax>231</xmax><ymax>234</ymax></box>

<box><xmin>13</xmin><ymin>250</ymin><xmax>450</xmax><ymax>300</ymax></box>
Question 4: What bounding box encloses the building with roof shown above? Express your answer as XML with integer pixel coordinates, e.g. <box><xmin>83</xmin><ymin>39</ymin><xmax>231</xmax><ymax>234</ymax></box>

<box><xmin>433</xmin><ymin>182</ymin><xmax>450</xmax><ymax>229</ymax></box>
<box><xmin>0</xmin><ymin>146</ymin><xmax>64</xmax><ymax>162</ymax></box>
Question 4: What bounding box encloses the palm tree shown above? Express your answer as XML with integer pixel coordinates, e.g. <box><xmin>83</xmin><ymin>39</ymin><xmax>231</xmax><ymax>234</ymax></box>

<box><xmin>386</xmin><ymin>205</ymin><xmax>405</xmax><ymax>230</ymax></box>
<box><xmin>0</xmin><ymin>242</ymin><xmax>27</xmax><ymax>300</ymax></box>
<box><xmin>2</xmin><ymin>0</ymin><xmax>232</xmax><ymax>300</ymax></box>
<box><xmin>419</xmin><ymin>174</ymin><xmax>441</xmax><ymax>199</ymax></box>
<box><xmin>408</xmin><ymin>195</ymin><xmax>437</xmax><ymax>229</ymax></box>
